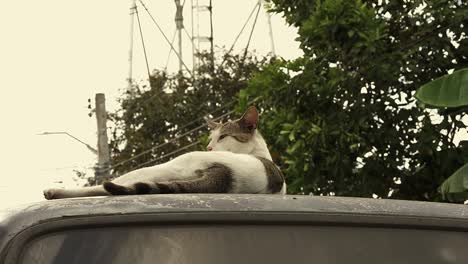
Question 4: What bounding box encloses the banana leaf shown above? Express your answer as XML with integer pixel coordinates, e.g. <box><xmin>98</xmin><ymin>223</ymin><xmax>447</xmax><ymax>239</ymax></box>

<box><xmin>415</xmin><ymin>68</ymin><xmax>468</xmax><ymax>108</ymax></box>
<box><xmin>439</xmin><ymin>163</ymin><xmax>468</xmax><ymax>203</ymax></box>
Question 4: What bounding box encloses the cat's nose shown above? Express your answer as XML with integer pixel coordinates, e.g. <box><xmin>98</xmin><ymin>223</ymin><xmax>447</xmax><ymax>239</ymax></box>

<box><xmin>207</xmin><ymin>146</ymin><xmax>213</xmax><ymax>151</ymax></box>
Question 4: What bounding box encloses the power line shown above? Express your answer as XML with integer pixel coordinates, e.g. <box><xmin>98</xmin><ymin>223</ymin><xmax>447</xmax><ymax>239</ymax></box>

<box><xmin>135</xmin><ymin>6</ymin><xmax>151</xmax><ymax>79</ymax></box>
<box><xmin>243</xmin><ymin>2</ymin><xmax>261</xmax><ymax>60</ymax></box>
<box><xmin>108</xmin><ymin>109</ymin><xmax>235</xmax><ymax>171</ymax></box>
<box><xmin>129</xmin><ymin>103</ymin><xmax>243</xmax><ymax>172</ymax></box>
<box><xmin>183</xmin><ymin>27</ymin><xmax>195</xmax><ymax>46</ymax></box>
<box><xmin>165</xmin><ymin>30</ymin><xmax>178</xmax><ymax>70</ymax></box>
<box><xmin>134</xmin><ymin>89</ymin><xmax>167</xmax><ymax>109</ymax></box>
<box><xmin>135</xmin><ymin>76</ymin><xmax>238</xmax><ymax>139</ymax></box>
<box><xmin>128</xmin><ymin>100</ymin><xmax>267</xmax><ymax>171</ymax></box>
<box><xmin>138</xmin><ymin>0</ymin><xmax>193</xmax><ymax>76</ymax></box>
<box><xmin>109</xmin><ymin>96</ymin><xmax>261</xmax><ymax>174</ymax></box>
<box><xmin>223</xmin><ymin>2</ymin><xmax>260</xmax><ymax>64</ymax></box>
<box><xmin>119</xmin><ymin>100</ymin><xmax>236</xmax><ymax>168</ymax></box>
<box><xmin>176</xmin><ymin>100</ymin><xmax>236</xmax><ymax>132</ymax></box>
<box><xmin>109</xmin><ymin>124</ymin><xmax>201</xmax><ymax>171</ymax></box>
<box><xmin>166</xmin><ymin>27</ymin><xmax>198</xmax><ymax>71</ymax></box>
<box><xmin>131</xmin><ymin>140</ymin><xmax>201</xmax><ymax>170</ymax></box>
<box><xmin>142</xmin><ymin>96</ymin><xmax>259</xmax><ymax>149</ymax></box>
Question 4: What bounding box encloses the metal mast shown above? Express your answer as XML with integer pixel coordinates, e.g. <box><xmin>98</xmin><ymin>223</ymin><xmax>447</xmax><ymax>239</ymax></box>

<box><xmin>262</xmin><ymin>0</ymin><xmax>276</xmax><ymax>56</ymax></box>
<box><xmin>191</xmin><ymin>0</ymin><xmax>214</xmax><ymax>73</ymax></box>
<box><xmin>209</xmin><ymin>0</ymin><xmax>214</xmax><ymax>68</ymax></box>
<box><xmin>127</xmin><ymin>0</ymin><xmax>137</xmax><ymax>94</ymax></box>
<box><xmin>174</xmin><ymin>0</ymin><xmax>184</xmax><ymax>73</ymax></box>
<box><xmin>190</xmin><ymin>0</ymin><xmax>196</xmax><ymax>74</ymax></box>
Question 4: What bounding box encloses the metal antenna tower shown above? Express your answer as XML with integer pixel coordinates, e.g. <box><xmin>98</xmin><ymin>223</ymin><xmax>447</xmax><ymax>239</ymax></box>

<box><xmin>191</xmin><ymin>0</ymin><xmax>214</xmax><ymax>72</ymax></box>
<box><xmin>125</xmin><ymin>1</ymin><xmax>277</xmax><ymax>80</ymax></box>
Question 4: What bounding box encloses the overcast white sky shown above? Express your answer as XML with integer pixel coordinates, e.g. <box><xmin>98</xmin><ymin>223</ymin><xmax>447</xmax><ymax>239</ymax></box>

<box><xmin>0</xmin><ymin>0</ymin><xmax>302</xmax><ymax>207</ymax></box>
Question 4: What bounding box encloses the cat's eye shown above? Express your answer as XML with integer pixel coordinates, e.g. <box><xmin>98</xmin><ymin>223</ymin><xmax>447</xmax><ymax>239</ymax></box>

<box><xmin>218</xmin><ymin>135</ymin><xmax>227</xmax><ymax>141</ymax></box>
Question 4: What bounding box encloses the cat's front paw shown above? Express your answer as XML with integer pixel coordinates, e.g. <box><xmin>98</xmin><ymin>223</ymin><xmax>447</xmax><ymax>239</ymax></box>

<box><xmin>43</xmin><ymin>188</ymin><xmax>62</xmax><ymax>200</ymax></box>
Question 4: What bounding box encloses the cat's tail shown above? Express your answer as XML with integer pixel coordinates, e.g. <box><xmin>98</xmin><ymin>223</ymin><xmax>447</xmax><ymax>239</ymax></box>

<box><xmin>105</xmin><ymin>163</ymin><xmax>234</xmax><ymax>195</ymax></box>
<box><xmin>43</xmin><ymin>185</ymin><xmax>108</xmax><ymax>200</ymax></box>
<box><xmin>103</xmin><ymin>182</ymin><xmax>156</xmax><ymax>195</ymax></box>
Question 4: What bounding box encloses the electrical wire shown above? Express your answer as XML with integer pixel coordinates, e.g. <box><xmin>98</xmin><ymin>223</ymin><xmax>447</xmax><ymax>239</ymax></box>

<box><xmin>138</xmin><ymin>0</ymin><xmax>193</xmax><ymax>76</ymax></box>
<box><xmin>126</xmin><ymin>99</ymin><xmax>266</xmax><ymax>172</ymax></box>
<box><xmin>109</xmin><ymin>96</ymin><xmax>261</xmax><ymax>174</ymax></box>
<box><xmin>108</xmin><ymin>109</ymin><xmax>235</xmax><ymax>171</ymax></box>
<box><xmin>222</xmin><ymin>2</ymin><xmax>260</xmax><ymax>65</ymax></box>
<box><xmin>242</xmin><ymin>2</ymin><xmax>261</xmax><ymax>60</ymax></box>
<box><xmin>165</xmin><ymin>30</ymin><xmax>178</xmax><ymax>70</ymax></box>
<box><xmin>135</xmin><ymin>6</ymin><xmax>152</xmax><ymax>80</ymax></box>
<box><xmin>176</xmin><ymin>100</ymin><xmax>236</xmax><ymax>132</ymax></box>
<box><xmin>183</xmin><ymin>27</ymin><xmax>195</xmax><ymax>45</ymax></box>
<box><xmin>131</xmin><ymin>140</ymin><xmax>201</xmax><ymax>170</ymax></box>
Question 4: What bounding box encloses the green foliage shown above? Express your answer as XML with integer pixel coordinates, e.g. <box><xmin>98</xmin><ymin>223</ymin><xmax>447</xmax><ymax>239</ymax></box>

<box><xmin>109</xmin><ymin>52</ymin><xmax>271</xmax><ymax>174</ymax></box>
<box><xmin>416</xmin><ymin>68</ymin><xmax>468</xmax><ymax>108</ymax></box>
<box><xmin>439</xmin><ymin>163</ymin><xmax>468</xmax><ymax>203</ymax></box>
<box><xmin>240</xmin><ymin>0</ymin><xmax>468</xmax><ymax>200</ymax></box>
<box><xmin>415</xmin><ymin>68</ymin><xmax>468</xmax><ymax>202</ymax></box>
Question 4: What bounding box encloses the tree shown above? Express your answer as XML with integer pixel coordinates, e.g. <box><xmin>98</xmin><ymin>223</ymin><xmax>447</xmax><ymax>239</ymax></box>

<box><xmin>109</xmin><ymin>52</ymin><xmax>271</xmax><ymax>175</ymax></box>
<box><xmin>238</xmin><ymin>0</ymin><xmax>467</xmax><ymax>200</ymax></box>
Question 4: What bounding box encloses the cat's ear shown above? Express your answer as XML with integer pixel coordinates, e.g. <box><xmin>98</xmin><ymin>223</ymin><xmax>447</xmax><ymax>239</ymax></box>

<box><xmin>239</xmin><ymin>106</ymin><xmax>258</xmax><ymax>132</ymax></box>
<box><xmin>204</xmin><ymin>117</ymin><xmax>221</xmax><ymax>129</ymax></box>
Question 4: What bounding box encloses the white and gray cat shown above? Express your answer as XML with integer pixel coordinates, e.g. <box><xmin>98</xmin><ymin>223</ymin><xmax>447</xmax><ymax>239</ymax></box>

<box><xmin>43</xmin><ymin>106</ymin><xmax>286</xmax><ymax>199</ymax></box>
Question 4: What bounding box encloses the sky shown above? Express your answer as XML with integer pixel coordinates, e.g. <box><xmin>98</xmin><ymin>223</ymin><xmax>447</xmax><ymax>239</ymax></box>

<box><xmin>0</xmin><ymin>0</ymin><xmax>302</xmax><ymax>207</ymax></box>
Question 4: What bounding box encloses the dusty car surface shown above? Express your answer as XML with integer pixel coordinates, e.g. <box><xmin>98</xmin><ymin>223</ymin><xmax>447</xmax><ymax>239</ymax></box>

<box><xmin>0</xmin><ymin>194</ymin><xmax>467</xmax><ymax>264</ymax></box>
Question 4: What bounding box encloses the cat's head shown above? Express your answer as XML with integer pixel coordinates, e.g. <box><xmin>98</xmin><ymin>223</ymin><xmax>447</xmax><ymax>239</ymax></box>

<box><xmin>206</xmin><ymin>106</ymin><xmax>259</xmax><ymax>154</ymax></box>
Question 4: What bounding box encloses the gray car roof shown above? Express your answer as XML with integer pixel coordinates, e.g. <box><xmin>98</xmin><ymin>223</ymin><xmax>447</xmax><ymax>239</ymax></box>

<box><xmin>2</xmin><ymin>194</ymin><xmax>467</xmax><ymax>221</ymax></box>
<box><xmin>1</xmin><ymin>194</ymin><xmax>468</xmax><ymax>254</ymax></box>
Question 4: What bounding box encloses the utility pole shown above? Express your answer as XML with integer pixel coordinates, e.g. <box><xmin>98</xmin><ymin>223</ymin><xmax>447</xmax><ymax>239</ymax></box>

<box><xmin>94</xmin><ymin>93</ymin><xmax>111</xmax><ymax>184</ymax></box>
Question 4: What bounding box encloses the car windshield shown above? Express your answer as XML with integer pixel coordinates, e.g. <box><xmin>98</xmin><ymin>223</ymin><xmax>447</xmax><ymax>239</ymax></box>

<box><xmin>22</xmin><ymin>225</ymin><xmax>468</xmax><ymax>264</ymax></box>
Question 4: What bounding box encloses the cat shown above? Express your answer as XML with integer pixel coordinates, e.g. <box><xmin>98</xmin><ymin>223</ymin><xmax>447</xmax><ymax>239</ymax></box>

<box><xmin>43</xmin><ymin>106</ymin><xmax>286</xmax><ymax>199</ymax></box>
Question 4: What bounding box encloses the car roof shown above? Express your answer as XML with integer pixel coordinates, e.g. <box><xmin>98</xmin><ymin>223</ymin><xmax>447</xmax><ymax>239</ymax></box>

<box><xmin>1</xmin><ymin>194</ymin><xmax>467</xmax><ymax>222</ymax></box>
<box><xmin>1</xmin><ymin>194</ymin><xmax>468</xmax><ymax>254</ymax></box>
